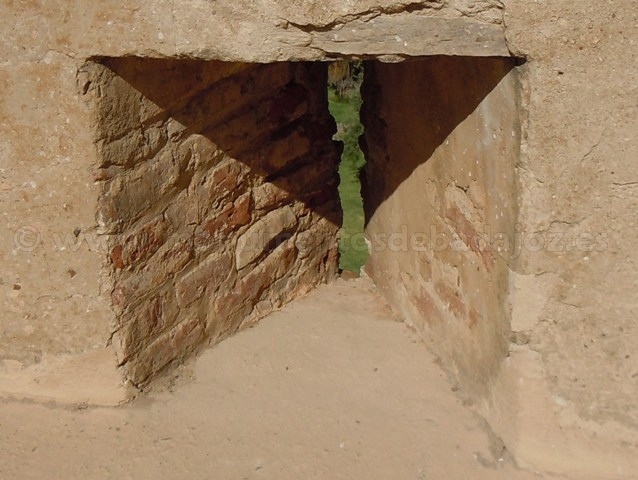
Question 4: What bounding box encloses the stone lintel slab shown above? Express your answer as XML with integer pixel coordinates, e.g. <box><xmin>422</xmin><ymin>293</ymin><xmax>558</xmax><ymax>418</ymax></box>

<box><xmin>301</xmin><ymin>15</ymin><xmax>510</xmax><ymax>59</ymax></box>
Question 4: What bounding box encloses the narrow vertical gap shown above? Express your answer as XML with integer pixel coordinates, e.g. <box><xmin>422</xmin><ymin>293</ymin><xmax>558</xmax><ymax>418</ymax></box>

<box><xmin>327</xmin><ymin>61</ymin><xmax>368</xmax><ymax>274</ymax></box>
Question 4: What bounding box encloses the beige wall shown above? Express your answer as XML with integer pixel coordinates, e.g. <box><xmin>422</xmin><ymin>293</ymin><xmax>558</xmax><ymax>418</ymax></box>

<box><xmin>360</xmin><ymin>3</ymin><xmax>638</xmax><ymax>475</ymax></box>
<box><xmin>505</xmin><ymin>0</ymin><xmax>638</xmax><ymax>427</ymax></box>
<box><xmin>490</xmin><ymin>1</ymin><xmax>638</xmax><ymax>474</ymax></box>
<box><xmin>1</xmin><ymin>0</ymin><xmax>637</xmax><ymax>475</ymax></box>
<box><xmin>0</xmin><ymin>0</ymin><xmax>509</xmax><ymax>401</ymax></box>
<box><xmin>0</xmin><ymin>55</ymin><xmax>113</xmax><ymax>366</ymax></box>
<box><xmin>361</xmin><ymin>57</ymin><xmax>521</xmax><ymax>397</ymax></box>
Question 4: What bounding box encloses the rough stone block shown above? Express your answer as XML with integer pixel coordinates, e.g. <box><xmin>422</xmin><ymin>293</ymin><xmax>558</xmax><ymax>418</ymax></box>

<box><xmin>110</xmin><ymin>215</ymin><xmax>169</xmax><ymax>270</ymax></box>
<box><xmin>113</xmin><ymin>290</ymin><xmax>180</xmax><ymax>361</ymax></box>
<box><xmin>175</xmin><ymin>250</ymin><xmax>234</xmax><ymax>308</ymax></box>
<box><xmin>111</xmin><ymin>233</ymin><xmax>194</xmax><ymax>311</ymax></box>
<box><xmin>434</xmin><ymin>281</ymin><xmax>466</xmax><ymax>319</ymax></box>
<box><xmin>215</xmin><ymin>239</ymin><xmax>298</xmax><ymax>320</ymax></box>
<box><xmin>235</xmin><ymin>206</ymin><xmax>297</xmax><ymax>270</ymax></box>
<box><xmin>124</xmin><ymin>313</ymin><xmax>205</xmax><ymax>385</ymax></box>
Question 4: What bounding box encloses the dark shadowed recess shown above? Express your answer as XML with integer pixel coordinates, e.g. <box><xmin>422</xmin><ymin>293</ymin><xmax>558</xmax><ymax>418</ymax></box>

<box><xmin>97</xmin><ymin>55</ymin><xmax>518</xmax><ymax>245</ymax></box>
<box><xmin>360</xmin><ymin>56</ymin><xmax>518</xmax><ymax>225</ymax></box>
<box><xmin>98</xmin><ymin>58</ymin><xmax>343</xmax><ymax>228</ymax></box>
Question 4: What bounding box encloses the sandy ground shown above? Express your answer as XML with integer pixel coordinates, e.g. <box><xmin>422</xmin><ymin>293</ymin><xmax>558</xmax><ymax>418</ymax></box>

<box><xmin>0</xmin><ymin>279</ymin><xmax>561</xmax><ymax>480</ymax></box>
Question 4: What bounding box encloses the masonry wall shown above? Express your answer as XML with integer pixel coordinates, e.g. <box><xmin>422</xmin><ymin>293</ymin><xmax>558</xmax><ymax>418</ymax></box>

<box><xmin>89</xmin><ymin>59</ymin><xmax>341</xmax><ymax>386</ymax></box>
<box><xmin>360</xmin><ymin>6</ymin><xmax>638</xmax><ymax>472</ymax></box>
<box><xmin>361</xmin><ymin>57</ymin><xmax>521</xmax><ymax>397</ymax></box>
<box><xmin>0</xmin><ymin>0</ymin><xmax>510</xmax><ymax>402</ymax></box>
<box><xmin>2</xmin><ymin>0</ymin><xmax>638</xmax><ymax>476</ymax></box>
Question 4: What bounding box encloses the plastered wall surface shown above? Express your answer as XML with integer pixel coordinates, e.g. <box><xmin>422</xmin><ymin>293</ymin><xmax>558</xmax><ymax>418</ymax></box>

<box><xmin>489</xmin><ymin>2</ymin><xmax>638</xmax><ymax>475</ymax></box>
<box><xmin>361</xmin><ymin>56</ymin><xmax>520</xmax><ymax>399</ymax></box>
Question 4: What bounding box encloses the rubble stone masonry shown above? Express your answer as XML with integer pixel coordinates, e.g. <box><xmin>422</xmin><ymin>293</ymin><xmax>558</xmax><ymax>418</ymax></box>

<box><xmin>88</xmin><ymin>59</ymin><xmax>341</xmax><ymax>385</ymax></box>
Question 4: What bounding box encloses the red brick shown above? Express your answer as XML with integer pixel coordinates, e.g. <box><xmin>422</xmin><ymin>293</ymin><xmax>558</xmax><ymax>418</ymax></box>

<box><xmin>434</xmin><ymin>280</ymin><xmax>466</xmax><ymax>319</ymax></box>
<box><xmin>412</xmin><ymin>288</ymin><xmax>443</xmax><ymax>325</ymax></box>
<box><xmin>446</xmin><ymin>204</ymin><xmax>494</xmax><ymax>272</ymax></box>
<box><xmin>118</xmin><ymin>215</ymin><xmax>169</xmax><ymax>268</ymax></box>
<box><xmin>110</xmin><ymin>245</ymin><xmax>125</xmax><ymax>269</ymax></box>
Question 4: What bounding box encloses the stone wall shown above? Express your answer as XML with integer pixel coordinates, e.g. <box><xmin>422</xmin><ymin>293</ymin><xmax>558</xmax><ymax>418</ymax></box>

<box><xmin>2</xmin><ymin>0</ymin><xmax>638</xmax><ymax>476</ymax></box>
<box><xmin>89</xmin><ymin>59</ymin><xmax>341</xmax><ymax>386</ymax></box>
<box><xmin>0</xmin><ymin>0</ymin><xmax>510</xmax><ymax>403</ymax></box>
<box><xmin>361</xmin><ymin>56</ymin><xmax>521</xmax><ymax>397</ymax></box>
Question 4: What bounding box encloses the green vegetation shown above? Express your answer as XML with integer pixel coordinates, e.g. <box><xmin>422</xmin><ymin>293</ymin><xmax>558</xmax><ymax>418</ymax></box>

<box><xmin>328</xmin><ymin>81</ymin><xmax>368</xmax><ymax>273</ymax></box>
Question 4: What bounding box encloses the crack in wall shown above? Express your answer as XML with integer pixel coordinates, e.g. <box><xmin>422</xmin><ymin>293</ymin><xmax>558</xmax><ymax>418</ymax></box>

<box><xmin>281</xmin><ymin>1</ymin><xmax>444</xmax><ymax>31</ymax></box>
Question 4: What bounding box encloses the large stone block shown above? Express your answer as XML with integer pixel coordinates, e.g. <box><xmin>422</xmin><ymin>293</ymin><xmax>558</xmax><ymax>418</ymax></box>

<box><xmin>235</xmin><ymin>206</ymin><xmax>298</xmax><ymax>270</ymax></box>
<box><xmin>175</xmin><ymin>250</ymin><xmax>234</xmax><ymax>308</ymax></box>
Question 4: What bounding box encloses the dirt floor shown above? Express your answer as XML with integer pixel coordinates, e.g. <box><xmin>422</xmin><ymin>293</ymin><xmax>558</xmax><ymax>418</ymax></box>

<box><xmin>0</xmin><ymin>279</ymin><xmax>563</xmax><ymax>479</ymax></box>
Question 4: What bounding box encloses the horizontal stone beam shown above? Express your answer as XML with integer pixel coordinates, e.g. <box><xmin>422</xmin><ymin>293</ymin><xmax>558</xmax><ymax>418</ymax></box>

<box><xmin>302</xmin><ymin>15</ymin><xmax>511</xmax><ymax>58</ymax></box>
